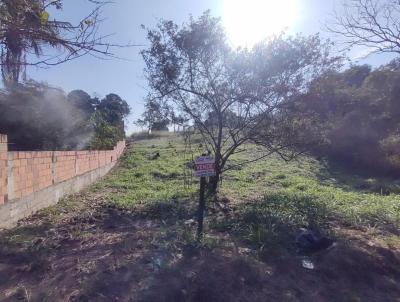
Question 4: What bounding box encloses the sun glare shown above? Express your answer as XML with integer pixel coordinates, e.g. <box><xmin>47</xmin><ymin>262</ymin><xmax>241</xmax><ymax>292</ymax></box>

<box><xmin>223</xmin><ymin>0</ymin><xmax>299</xmax><ymax>47</ymax></box>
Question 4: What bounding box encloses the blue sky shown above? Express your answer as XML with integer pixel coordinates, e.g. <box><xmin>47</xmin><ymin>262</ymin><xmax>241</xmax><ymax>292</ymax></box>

<box><xmin>28</xmin><ymin>0</ymin><xmax>397</xmax><ymax>133</ymax></box>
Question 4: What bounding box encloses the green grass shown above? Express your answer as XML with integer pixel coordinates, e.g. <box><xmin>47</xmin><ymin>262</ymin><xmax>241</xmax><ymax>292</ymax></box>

<box><xmin>99</xmin><ymin>133</ymin><xmax>400</xmax><ymax>253</ymax></box>
<box><xmin>220</xmin><ymin>143</ymin><xmax>400</xmax><ymax>227</ymax></box>
<box><xmin>1</xmin><ymin>133</ymin><xmax>399</xmax><ymax>302</ymax></box>
<box><xmin>96</xmin><ymin>135</ymin><xmax>198</xmax><ymax>211</ymax></box>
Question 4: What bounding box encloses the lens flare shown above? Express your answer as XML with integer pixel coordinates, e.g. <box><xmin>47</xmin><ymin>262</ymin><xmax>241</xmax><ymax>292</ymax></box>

<box><xmin>223</xmin><ymin>0</ymin><xmax>299</xmax><ymax>47</ymax></box>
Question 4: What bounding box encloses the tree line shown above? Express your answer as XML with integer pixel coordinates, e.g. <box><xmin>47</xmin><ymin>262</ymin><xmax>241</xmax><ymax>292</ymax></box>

<box><xmin>0</xmin><ymin>82</ymin><xmax>130</xmax><ymax>151</ymax></box>
<box><xmin>293</xmin><ymin>61</ymin><xmax>400</xmax><ymax>176</ymax></box>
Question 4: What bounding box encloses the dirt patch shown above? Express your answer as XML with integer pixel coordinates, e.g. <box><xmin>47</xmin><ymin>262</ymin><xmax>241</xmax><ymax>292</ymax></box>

<box><xmin>133</xmin><ymin>232</ymin><xmax>400</xmax><ymax>302</ymax></box>
<box><xmin>0</xmin><ymin>193</ymin><xmax>399</xmax><ymax>302</ymax></box>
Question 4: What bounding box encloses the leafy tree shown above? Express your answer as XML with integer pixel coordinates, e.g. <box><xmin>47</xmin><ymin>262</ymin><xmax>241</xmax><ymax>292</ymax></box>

<box><xmin>151</xmin><ymin>121</ymin><xmax>169</xmax><ymax>131</ymax></box>
<box><xmin>341</xmin><ymin>64</ymin><xmax>372</xmax><ymax>87</ymax></box>
<box><xmin>97</xmin><ymin>94</ymin><xmax>130</xmax><ymax>127</ymax></box>
<box><xmin>67</xmin><ymin>90</ymin><xmax>99</xmax><ymax>119</ymax></box>
<box><xmin>142</xmin><ymin>12</ymin><xmax>341</xmax><ymax>191</ymax></box>
<box><xmin>169</xmin><ymin>110</ymin><xmax>187</xmax><ymax>132</ymax></box>
<box><xmin>96</xmin><ymin>93</ymin><xmax>130</xmax><ymax>140</ymax></box>
<box><xmin>294</xmin><ymin>61</ymin><xmax>400</xmax><ymax>175</ymax></box>
<box><xmin>89</xmin><ymin>111</ymin><xmax>123</xmax><ymax>150</ymax></box>
<box><xmin>136</xmin><ymin>98</ymin><xmax>170</xmax><ymax>133</ymax></box>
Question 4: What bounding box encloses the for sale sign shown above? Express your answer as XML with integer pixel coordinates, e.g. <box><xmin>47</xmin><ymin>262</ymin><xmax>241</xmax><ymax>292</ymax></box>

<box><xmin>194</xmin><ymin>156</ymin><xmax>216</xmax><ymax>177</ymax></box>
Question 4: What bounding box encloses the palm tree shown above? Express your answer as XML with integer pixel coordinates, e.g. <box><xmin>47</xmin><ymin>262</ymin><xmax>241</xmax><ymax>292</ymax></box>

<box><xmin>0</xmin><ymin>0</ymin><xmax>123</xmax><ymax>86</ymax></box>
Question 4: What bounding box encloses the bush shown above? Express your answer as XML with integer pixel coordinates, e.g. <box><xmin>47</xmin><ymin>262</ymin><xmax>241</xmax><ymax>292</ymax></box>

<box><xmin>380</xmin><ymin>134</ymin><xmax>400</xmax><ymax>169</ymax></box>
<box><xmin>294</xmin><ymin>63</ymin><xmax>400</xmax><ymax>176</ymax></box>
<box><xmin>88</xmin><ymin>122</ymin><xmax>122</xmax><ymax>150</ymax></box>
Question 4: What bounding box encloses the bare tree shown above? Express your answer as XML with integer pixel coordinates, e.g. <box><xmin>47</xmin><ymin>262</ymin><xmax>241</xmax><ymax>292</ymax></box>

<box><xmin>142</xmin><ymin>12</ymin><xmax>341</xmax><ymax>191</ymax></box>
<box><xmin>328</xmin><ymin>0</ymin><xmax>400</xmax><ymax>55</ymax></box>
<box><xmin>0</xmin><ymin>0</ymin><xmax>134</xmax><ymax>86</ymax></box>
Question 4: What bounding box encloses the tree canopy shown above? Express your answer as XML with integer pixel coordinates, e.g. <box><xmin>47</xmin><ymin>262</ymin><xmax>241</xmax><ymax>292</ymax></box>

<box><xmin>67</xmin><ymin>90</ymin><xmax>99</xmax><ymax>119</ymax></box>
<box><xmin>89</xmin><ymin>93</ymin><xmax>131</xmax><ymax>149</ymax></box>
<box><xmin>142</xmin><ymin>12</ymin><xmax>342</xmax><ymax>190</ymax></box>
<box><xmin>293</xmin><ymin>61</ymin><xmax>400</xmax><ymax>175</ymax></box>
<box><xmin>136</xmin><ymin>98</ymin><xmax>171</xmax><ymax>132</ymax></box>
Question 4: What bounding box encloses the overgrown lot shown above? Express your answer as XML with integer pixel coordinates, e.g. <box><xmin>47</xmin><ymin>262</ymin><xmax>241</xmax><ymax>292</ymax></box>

<box><xmin>0</xmin><ymin>133</ymin><xmax>399</xmax><ymax>301</ymax></box>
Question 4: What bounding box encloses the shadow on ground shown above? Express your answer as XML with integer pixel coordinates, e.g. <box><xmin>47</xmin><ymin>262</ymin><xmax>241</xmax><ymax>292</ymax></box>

<box><xmin>315</xmin><ymin>159</ymin><xmax>400</xmax><ymax>195</ymax></box>
<box><xmin>0</xmin><ymin>190</ymin><xmax>399</xmax><ymax>302</ymax></box>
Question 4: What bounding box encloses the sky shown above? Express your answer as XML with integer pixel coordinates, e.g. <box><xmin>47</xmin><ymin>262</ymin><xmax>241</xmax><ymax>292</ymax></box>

<box><xmin>28</xmin><ymin>0</ymin><xmax>397</xmax><ymax>134</ymax></box>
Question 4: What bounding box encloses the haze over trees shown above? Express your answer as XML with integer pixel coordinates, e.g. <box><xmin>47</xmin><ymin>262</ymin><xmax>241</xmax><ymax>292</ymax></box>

<box><xmin>0</xmin><ymin>82</ymin><xmax>130</xmax><ymax>151</ymax></box>
<box><xmin>141</xmin><ymin>12</ymin><xmax>341</xmax><ymax>190</ymax></box>
<box><xmin>0</xmin><ymin>82</ymin><xmax>92</xmax><ymax>150</ymax></box>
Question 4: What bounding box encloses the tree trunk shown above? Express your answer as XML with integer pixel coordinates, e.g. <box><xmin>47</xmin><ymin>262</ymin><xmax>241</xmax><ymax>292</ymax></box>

<box><xmin>209</xmin><ymin>162</ymin><xmax>221</xmax><ymax>194</ymax></box>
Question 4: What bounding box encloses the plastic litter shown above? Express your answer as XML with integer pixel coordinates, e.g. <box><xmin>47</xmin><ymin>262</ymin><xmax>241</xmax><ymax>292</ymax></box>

<box><xmin>302</xmin><ymin>258</ymin><xmax>315</xmax><ymax>270</ymax></box>
<box><xmin>296</xmin><ymin>230</ymin><xmax>334</xmax><ymax>255</ymax></box>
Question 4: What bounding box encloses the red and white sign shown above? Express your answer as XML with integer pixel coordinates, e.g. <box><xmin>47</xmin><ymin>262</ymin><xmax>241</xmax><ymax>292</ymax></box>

<box><xmin>194</xmin><ymin>156</ymin><xmax>216</xmax><ymax>177</ymax></box>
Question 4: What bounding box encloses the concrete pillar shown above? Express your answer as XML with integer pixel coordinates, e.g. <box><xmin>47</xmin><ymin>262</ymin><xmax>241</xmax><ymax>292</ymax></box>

<box><xmin>51</xmin><ymin>151</ymin><xmax>56</xmax><ymax>185</ymax></box>
<box><xmin>6</xmin><ymin>152</ymin><xmax>14</xmax><ymax>201</ymax></box>
<box><xmin>0</xmin><ymin>134</ymin><xmax>8</xmax><ymax>204</ymax></box>
<box><xmin>75</xmin><ymin>151</ymin><xmax>78</xmax><ymax>176</ymax></box>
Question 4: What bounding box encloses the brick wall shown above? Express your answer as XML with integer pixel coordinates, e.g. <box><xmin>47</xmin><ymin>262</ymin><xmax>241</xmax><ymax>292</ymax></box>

<box><xmin>0</xmin><ymin>135</ymin><xmax>125</xmax><ymax>219</ymax></box>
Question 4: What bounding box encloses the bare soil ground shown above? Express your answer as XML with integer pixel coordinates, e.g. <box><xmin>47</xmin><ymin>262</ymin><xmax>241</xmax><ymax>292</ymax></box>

<box><xmin>0</xmin><ymin>136</ymin><xmax>399</xmax><ymax>302</ymax></box>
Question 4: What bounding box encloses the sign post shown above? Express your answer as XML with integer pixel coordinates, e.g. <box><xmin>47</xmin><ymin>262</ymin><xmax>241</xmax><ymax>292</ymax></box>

<box><xmin>194</xmin><ymin>155</ymin><xmax>216</xmax><ymax>241</ymax></box>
